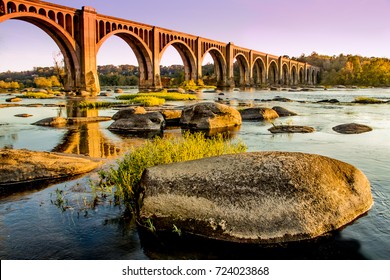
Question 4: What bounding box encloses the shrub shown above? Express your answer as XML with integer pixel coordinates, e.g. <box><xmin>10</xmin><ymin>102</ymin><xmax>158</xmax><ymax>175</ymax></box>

<box><xmin>101</xmin><ymin>131</ymin><xmax>247</xmax><ymax>214</ymax></box>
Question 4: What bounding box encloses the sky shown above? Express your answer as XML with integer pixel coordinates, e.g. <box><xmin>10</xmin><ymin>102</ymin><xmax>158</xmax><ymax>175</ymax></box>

<box><xmin>0</xmin><ymin>0</ymin><xmax>389</xmax><ymax>72</ymax></box>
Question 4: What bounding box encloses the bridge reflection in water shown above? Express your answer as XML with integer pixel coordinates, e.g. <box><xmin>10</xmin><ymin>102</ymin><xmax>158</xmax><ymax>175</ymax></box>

<box><xmin>52</xmin><ymin>102</ymin><xmax>146</xmax><ymax>159</ymax></box>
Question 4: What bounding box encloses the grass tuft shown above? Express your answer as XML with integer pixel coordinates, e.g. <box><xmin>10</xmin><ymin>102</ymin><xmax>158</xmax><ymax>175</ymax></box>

<box><xmin>100</xmin><ymin>131</ymin><xmax>247</xmax><ymax>214</ymax></box>
<box><xmin>116</xmin><ymin>90</ymin><xmax>197</xmax><ymax>101</ymax></box>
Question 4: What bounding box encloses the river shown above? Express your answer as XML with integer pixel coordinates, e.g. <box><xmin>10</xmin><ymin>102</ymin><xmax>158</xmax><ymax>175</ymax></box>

<box><xmin>0</xmin><ymin>87</ymin><xmax>389</xmax><ymax>259</ymax></box>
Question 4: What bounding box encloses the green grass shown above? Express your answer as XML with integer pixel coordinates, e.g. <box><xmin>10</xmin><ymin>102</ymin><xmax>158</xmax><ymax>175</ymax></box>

<box><xmin>17</xmin><ymin>92</ymin><xmax>55</xmax><ymax>99</ymax></box>
<box><xmin>132</xmin><ymin>96</ymin><xmax>165</xmax><ymax>106</ymax></box>
<box><xmin>100</xmin><ymin>131</ymin><xmax>247</xmax><ymax>214</ymax></box>
<box><xmin>354</xmin><ymin>96</ymin><xmax>384</xmax><ymax>104</ymax></box>
<box><xmin>116</xmin><ymin>89</ymin><xmax>197</xmax><ymax>101</ymax></box>
<box><xmin>77</xmin><ymin>101</ymin><xmax>126</xmax><ymax>109</ymax></box>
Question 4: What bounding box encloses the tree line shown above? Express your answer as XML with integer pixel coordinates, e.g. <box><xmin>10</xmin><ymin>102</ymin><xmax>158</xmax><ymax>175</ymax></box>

<box><xmin>296</xmin><ymin>52</ymin><xmax>390</xmax><ymax>87</ymax></box>
<box><xmin>1</xmin><ymin>54</ymin><xmax>389</xmax><ymax>89</ymax></box>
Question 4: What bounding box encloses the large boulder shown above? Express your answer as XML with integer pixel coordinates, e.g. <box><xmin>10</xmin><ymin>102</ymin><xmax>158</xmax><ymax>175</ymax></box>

<box><xmin>112</xmin><ymin>107</ymin><xmax>146</xmax><ymax>120</ymax></box>
<box><xmin>0</xmin><ymin>149</ymin><xmax>103</xmax><ymax>187</ymax></box>
<box><xmin>108</xmin><ymin>111</ymin><xmax>165</xmax><ymax>133</ymax></box>
<box><xmin>139</xmin><ymin>152</ymin><xmax>373</xmax><ymax>244</ymax></box>
<box><xmin>180</xmin><ymin>102</ymin><xmax>242</xmax><ymax>130</ymax></box>
<box><xmin>332</xmin><ymin>123</ymin><xmax>373</xmax><ymax>134</ymax></box>
<box><xmin>240</xmin><ymin>107</ymin><xmax>279</xmax><ymax>120</ymax></box>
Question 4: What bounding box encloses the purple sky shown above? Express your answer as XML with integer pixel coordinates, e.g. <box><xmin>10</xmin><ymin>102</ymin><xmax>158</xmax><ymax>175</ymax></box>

<box><xmin>0</xmin><ymin>0</ymin><xmax>389</xmax><ymax>72</ymax></box>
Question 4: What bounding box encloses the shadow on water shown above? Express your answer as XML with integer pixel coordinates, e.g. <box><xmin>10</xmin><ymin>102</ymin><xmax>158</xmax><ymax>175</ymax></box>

<box><xmin>138</xmin><ymin>227</ymin><xmax>366</xmax><ymax>260</ymax></box>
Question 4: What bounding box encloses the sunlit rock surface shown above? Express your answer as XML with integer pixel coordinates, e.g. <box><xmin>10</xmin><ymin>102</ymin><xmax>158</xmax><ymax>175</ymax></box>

<box><xmin>139</xmin><ymin>151</ymin><xmax>373</xmax><ymax>244</ymax></box>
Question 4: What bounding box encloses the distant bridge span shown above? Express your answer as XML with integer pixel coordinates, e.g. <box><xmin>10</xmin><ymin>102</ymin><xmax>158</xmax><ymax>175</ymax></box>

<box><xmin>1</xmin><ymin>0</ymin><xmax>320</xmax><ymax>94</ymax></box>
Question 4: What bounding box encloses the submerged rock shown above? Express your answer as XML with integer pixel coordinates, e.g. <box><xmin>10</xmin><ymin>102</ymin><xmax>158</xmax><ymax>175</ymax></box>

<box><xmin>269</xmin><ymin>125</ymin><xmax>315</xmax><ymax>134</ymax></box>
<box><xmin>180</xmin><ymin>102</ymin><xmax>242</xmax><ymax>130</ymax></box>
<box><xmin>0</xmin><ymin>149</ymin><xmax>103</xmax><ymax>187</ymax></box>
<box><xmin>332</xmin><ymin>123</ymin><xmax>373</xmax><ymax>134</ymax></box>
<box><xmin>139</xmin><ymin>152</ymin><xmax>373</xmax><ymax>244</ymax></box>
<box><xmin>240</xmin><ymin>107</ymin><xmax>279</xmax><ymax>120</ymax></box>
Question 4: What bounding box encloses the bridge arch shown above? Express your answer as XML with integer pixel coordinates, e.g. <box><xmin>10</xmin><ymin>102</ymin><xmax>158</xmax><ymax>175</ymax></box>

<box><xmin>97</xmin><ymin>30</ymin><xmax>154</xmax><ymax>88</ymax></box>
<box><xmin>268</xmin><ymin>60</ymin><xmax>279</xmax><ymax>84</ymax></box>
<box><xmin>201</xmin><ymin>47</ymin><xmax>227</xmax><ymax>86</ymax></box>
<box><xmin>233</xmin><ymin>53</ymin><xmax>250</xmax><ymax>86</ymax></box>
<box><xmin>291</xmin><ymin>65</ymin><xmax>297</xmax><ymax>85</ymax></box>
<box><xmin>0</xmin><ymin>10</ymin><xmax>80</xmax><ymax>91</ymax></box>
<box><xmin>160</xmin><ymin>40</ymin><xmax>197</xmax><ymax>82</ymax></box>
<box><xmin>253</xmin><ymin>57</ymin><xmax>266</xmax><ymax>86</ymax></box>
<box><xmin>298</xmin><ymin>66</ymin><xmax>304</xmax><ymax>84</ymax></box>
<box><xmin>281</xmin><ymin>63</ymin><xmax>289</xmax><ymax>85</ymax></box>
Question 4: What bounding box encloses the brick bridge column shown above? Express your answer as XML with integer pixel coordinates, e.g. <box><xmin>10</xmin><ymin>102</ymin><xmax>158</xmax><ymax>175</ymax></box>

<box><xmin>78</xmin><ymin>6</ymin><xmax>100</xmax><ymax>95</ymax></box>
<box><xmin>226</xmin><ymin>42</ymin><xmax>235</xmax><ymax>87</ymax></box>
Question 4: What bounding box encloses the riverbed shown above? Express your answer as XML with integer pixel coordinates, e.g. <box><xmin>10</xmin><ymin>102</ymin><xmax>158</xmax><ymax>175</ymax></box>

<box><xmin>0</xmin><ymin>87</ymin><xmax>389</xmax><ymax>259</ymax></box>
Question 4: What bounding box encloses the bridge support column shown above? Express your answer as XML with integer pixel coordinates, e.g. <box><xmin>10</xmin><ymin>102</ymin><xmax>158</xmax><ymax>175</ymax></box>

<box><xmin>79</xmin><ymin>6</ymin><xmax>100</xmax><ymax>95</ymax></box>
<box><xmin>225</xmin><ymin>42</ymin><xmax>235</xmax><ymax>88</ymax></box>
<box><xmin>149</xmin><ymin>27</ymin><xmax>162</xmax><ymax>90</ymax></box>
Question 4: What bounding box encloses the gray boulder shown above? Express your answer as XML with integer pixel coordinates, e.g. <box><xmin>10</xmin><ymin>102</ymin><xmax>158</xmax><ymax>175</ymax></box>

<box><xmin>332</xmin><ymin>123</ymin><xmax>373</xmax><ymax>134</ymax></box>
<box><xmin>108</xmin><ymin>111</ymin><xmax>165</xmax><ymax>132</ymax></box>
<box><xmin>112</xmin><ymin>107</ymin><xmax>146</xmax><ymax>120</ymax></box>
<box><xmin>240</xmin><ymin>107</ymin><xmax>279</xmax><ymax>120</ymax></box>
<box><xmin>139</xmin><ymin>152</ymin><xmax>373</xmax><ymax>244</ymax></box>
<box><xmin>180</xmin><ymin>102</ymin><xmax>242</xmax><ymax>130</ymax></box>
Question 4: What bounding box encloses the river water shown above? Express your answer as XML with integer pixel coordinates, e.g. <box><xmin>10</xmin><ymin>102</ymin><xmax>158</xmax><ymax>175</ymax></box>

<box><xmin>0</xmin><ymin>87</ymin><xmax>389</xmax><ymax>259</ymax></box>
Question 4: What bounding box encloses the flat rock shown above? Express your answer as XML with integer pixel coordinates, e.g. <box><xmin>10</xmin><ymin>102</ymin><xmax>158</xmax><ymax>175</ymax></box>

<box><xmin>14</xmin><ymin>114</ymin><xmax>33</xmax><ymax>118</ymax></box>
<box><xmin>332</xmin><ymin>123</ymin><xmax>373</xmax><ymax>134</ymax></box>
<box><xmin>240</xmin><ymin>107</ymin><xmax>279</xmax><ymax>120</ymax></box>
<box><xmin>32</xmin><ymin>117</ymin><xmax>67</xmax><ymax>126</ymax></box>
<box><xmin>272</xmin><ymin>106</ymin><xmax>297</xmax><ymax>117</ymax></box>
<box><xmin>180</xmin><ymin>102</ymin><xmax>242</xmax><ymax>130</ymax></box>
<box><xmin>0</xmin><ymin>149</ymin><xmax>103</xmax><ymax>186</ymax></box>
<box><xmin>108</xmin><ymin>111</ymin><xmax>165</xmax><ymax>132</ymax></box>
<box><xmin>67</xmin><ymin>116</ymin><xmax>112</xmax><ymax>124</ymax></box>
<box><xmin>139</xmin><ymin>152</ymin><xmax>373</xmax><ymax>244</ymax></box>
<box><xmin>269</xmin><ymin>125</ymin><xmax>315</xmax><ymax>133</ymax></box>
<box><xmin>5</xmin><ymin>97</ymin><xmax>22</xmax><ymax>102</ymax></box>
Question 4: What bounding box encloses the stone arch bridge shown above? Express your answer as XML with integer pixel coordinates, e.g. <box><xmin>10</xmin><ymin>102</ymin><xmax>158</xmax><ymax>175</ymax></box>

<box><xmin>1</xmin><ymin>0</ymin><xmax>320</xmax><ymax>94</ymax></box>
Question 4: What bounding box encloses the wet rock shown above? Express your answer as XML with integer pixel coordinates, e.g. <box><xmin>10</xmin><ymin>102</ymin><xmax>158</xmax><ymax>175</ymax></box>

<box><xmin>317</xmin><ymin>99</ymin><xmax>340</xmax><ymax>103</ymax></box>
<box><xmin>0</xmin><ymin>149</ymin><xmax>103</xmax><ymax>187</ymax></box>
<box><xmin>99</xmin><ymin>92</ymin><xmax>111</xmax><ymax>97</ymax></box>
<box><xmin>273</xmin><ymin>96</ymin><xmax>293</xmax><ymax>102</ymax></box>
<box><xmin>32</xmin><ymin>117</ymin><xmax>67</xmax><ymax>127</ymax></box>
<box><xmin>240</xmin><ymin>107</ymin><xmax>279</xmax><ymax>121</ymax></box>
<box><xmin>112</xmin><ymin>107</ymin><xmax>147</xmax><ymax>120</ymax></box>
<box><xmin>114</xmin><ymin>88</ymin><xmax>124</xmax><ymax>93</ymax></box>
<box><xmin>268</xmin><ymin>125</ymin><xmax>315</xmax><ymax>134</ymax></box>
<box><xmin>108</xmin><ymin>111</ymin><xmax>165</xmax><ymax>133</ymax></box>
<box><xmin>139</xmin><ymin>152</ymin><xmax>373</xmax><ymax>244</ymax></box>
<box><xmin>180</xmin><ymin>102</ymin><xmax>242</xmax><ymax>130</ymax></box>
<box><xmin>272</xmin><ymin>106</ymin><xmax>297</xmax><ymax>117</ymax></box>
<box><xmin>332</xmin><ymin>123</ymin><xmax>373</xmax><ymax>134</ymax></box>
<box><xmin>5</xmin><ymin>97</ymin><xmax>22</xmax><ymax>102</ymax></box>
<box><xmin>14</xmin><ymin>114</ymin><xmax>33</xmax><ymax>118</ymax></box>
